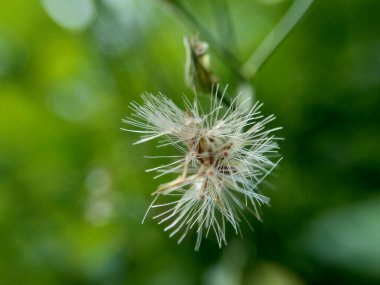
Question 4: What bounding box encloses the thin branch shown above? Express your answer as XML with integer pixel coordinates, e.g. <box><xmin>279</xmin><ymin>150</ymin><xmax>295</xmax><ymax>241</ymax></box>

<box><xmin>210</xmin><ymin>0</ymin><xmax>238</xmax><ymax>54</ymax></box>
<box><xmin>163</xmin><ymin>0</ymin><xmax>244</xmax><ymax>80</ymax></box>
<box><xmin>241</xmin><ymin>0</ymin><xmax>314</xmax><ymax>80</ymax></box>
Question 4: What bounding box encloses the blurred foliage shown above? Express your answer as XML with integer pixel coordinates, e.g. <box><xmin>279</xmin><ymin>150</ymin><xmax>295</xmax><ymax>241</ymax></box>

<box><xmin>0</xmin><ymin>0</ymin><xmax>380</xmax><ymax>284</ymax></box>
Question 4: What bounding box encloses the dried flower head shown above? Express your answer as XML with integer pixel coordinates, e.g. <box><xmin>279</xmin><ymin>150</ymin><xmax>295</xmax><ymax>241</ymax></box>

<box><xmin>122</xmin><ymin>88</ymin><xmax>282</xmax><ymax>250</ymax></box>
<box><xmin>184</xmin><ymin>35</ymin><xmax>219</xmax><ymax>91</ymax></box>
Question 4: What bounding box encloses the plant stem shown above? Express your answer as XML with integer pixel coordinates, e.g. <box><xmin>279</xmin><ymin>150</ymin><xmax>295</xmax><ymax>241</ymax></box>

<box><xmin>163</xmin><ymin>0</ymin><xmax>244</xmax><ymax>81</ymax></box>
<box><xmin>210</xmin><ymin>0</ymin><xmax>238</xmax><ymax>54</ymax></box>
<box><xmin>241</xmin><ymin>0</ymin><xmax>314</xmax><ymax>80</ymax></box>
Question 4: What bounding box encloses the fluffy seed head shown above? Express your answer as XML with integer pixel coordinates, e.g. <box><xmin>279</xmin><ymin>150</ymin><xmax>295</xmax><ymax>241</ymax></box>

<box><xmin>122</xmin><ymin>89</ymin><xmax>282</xmax><ymax>250</ymax></box>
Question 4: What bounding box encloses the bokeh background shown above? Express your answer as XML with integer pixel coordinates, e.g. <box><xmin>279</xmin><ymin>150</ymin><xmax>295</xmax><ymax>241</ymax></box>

<box><xmin>1</xmin><ymin>0</ymin><xmax>379</xmax><ymax>284</ymax></box>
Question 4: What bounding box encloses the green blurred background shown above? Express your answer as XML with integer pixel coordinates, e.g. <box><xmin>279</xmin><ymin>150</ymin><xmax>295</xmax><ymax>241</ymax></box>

<box><xmin>0</xmin><ymin>0</ymin><xmax>379</xmax><ymax>284</ymax></box>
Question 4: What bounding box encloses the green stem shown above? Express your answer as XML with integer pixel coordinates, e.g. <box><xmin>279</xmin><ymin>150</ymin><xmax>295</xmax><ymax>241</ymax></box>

<box><xmin>217</xmin><ymin>87</ymin><xmax>232</xmax><ymax>108</ymax></box>
<box><xmin>210</xmin><ymin>0</ymin><xmax>238</xmax><ymax>54</ymax></box>
<box><xmin>241</xmin><ymin>0</ymin><xmax>314</xmax><ymax>80</ymax></box>
<box><xmin>163</xmin><ymin>0</ymin><xmax>244</xmax><ymax>81</ymax></box>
